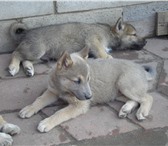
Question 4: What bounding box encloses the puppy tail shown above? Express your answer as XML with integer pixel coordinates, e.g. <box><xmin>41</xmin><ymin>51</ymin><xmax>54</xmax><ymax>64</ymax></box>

<box><xmin>143</xmin><ymin>65</ymin><xmax>156</xmax><ymax>81</ymax></box>
<box><xmin>10</xmin><ymin>22</ymin><xmax>27</xmax><ymax>42</ymax></box>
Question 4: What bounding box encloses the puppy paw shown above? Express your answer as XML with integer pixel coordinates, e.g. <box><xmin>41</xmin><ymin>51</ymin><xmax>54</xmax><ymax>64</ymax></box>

<box><xmin>107</xmin><ymin>54</ymin><xmax>113</xmax><ymax>59</ymax></box>
<box><xmin>136</xmin><ymin>108</ymin><xmax>148</xmax><ymax>121</ymax></box>
<box><xmin>2</xmin><ymin>124</ymin><xmax>20</xmax><ymax>135</ymax></box>
<box><xmin>136</xmin><ymin>112</ymin><xmax>146</xmax><ymax>121</ymax></box>
<box><xmin>24</xmin><ymin>66</ymin><xmax>34</xmax><ymax>77</ymax></box>
<box><xmin>0</xmin><ymin>133</ymin><xmax>13</xmax><ymax>146</ymax></box>
<box><xmin>37</xmin><ymin>118</ymin><xmax>54</xmax><ymax>133</ymax></box>
<box><xmin>119</xmin><ymin>104</ymin><xmax>132</xmax><ymax>118</ymax></box>
<box><xmin>19</xmin><ymin>105</ymin><xmax>37</xmax><ymax>118</ymax></box>
<box><xmin>8</xmin><ymin>65</ymin><xmax>19</xmax><ymax>76</ymax></box>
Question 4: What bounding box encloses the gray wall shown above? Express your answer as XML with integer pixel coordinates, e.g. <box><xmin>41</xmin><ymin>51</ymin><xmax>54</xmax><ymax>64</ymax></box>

<box><xmin>0</xmin><ymin>1</ymin><xmax>168</xmax><ymax>53</ymax></box>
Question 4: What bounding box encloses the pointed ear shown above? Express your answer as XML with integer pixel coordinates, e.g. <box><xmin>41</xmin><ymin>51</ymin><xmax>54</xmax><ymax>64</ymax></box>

<box><xmin>56</xmin><ymin>51</ymin><xmax>73</xmax><ymax>70</ymax></box>
<box><xmin>115</xmin><ymin>17</ymin><xmax>125</xmax><ymax>32</ymax></box>
<box><xmin>76</xmin><ymin>47</ymin><xmax>89</xmax><ymax>60</ymax></box>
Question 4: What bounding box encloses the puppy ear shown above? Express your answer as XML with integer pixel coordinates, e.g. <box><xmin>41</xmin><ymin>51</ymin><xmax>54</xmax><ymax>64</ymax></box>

<box><xmin>76</xmin><ymin>47</ymin><xmax>89</xmax><ymax>60</ymax></box>
<box><xmin>57</xmin><ymin>51</ymin><xmax>73</xmax><ymax>70</ymax></box>
<box><xmin>115</xmin><ymin>17</ymin><xmax>125</xmax><ymax>32</ymax></box>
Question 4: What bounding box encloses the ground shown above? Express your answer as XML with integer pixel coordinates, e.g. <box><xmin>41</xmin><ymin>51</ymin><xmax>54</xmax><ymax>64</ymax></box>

<box><xmin>0</xmin><ymin>38</ymin><xmax>168</xmax><ymax>146</ymax></box>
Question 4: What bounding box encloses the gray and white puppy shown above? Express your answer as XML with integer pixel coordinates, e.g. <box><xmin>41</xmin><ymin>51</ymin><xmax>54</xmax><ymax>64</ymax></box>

<box><xmin>19</xmin><ymin>48</ymin><xmax>153</xmax><ymax>133</ymax></box>
<box><xmin>8</xmin><ymin>18</ymin><xmax>146</xmax><ymax>76</ymax></box>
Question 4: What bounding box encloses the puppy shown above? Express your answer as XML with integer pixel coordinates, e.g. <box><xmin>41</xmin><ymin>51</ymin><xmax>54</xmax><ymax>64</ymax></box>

<box><xmin>8</xmin><ymin>18</ymin><xmax>146</xmax><ymax>77</ymax></box>
<box><xmin>19</xmin><ymin>48</ymin><xmax>153</xmax><ymax>133</ymax></box>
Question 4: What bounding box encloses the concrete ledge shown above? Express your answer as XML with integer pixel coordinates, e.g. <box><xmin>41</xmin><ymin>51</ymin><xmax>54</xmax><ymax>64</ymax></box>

<box><xmin>123</xmin><ymin>2</ymin><xmax>168</xmax><ymax>22</ymax></box>
<box><xmin>0</xmin><ymin>1</ymin><xmax>54</xmax><ymax>20</ymax></box>
<box><xmin>0</xmin><ymin>20</ymin><xmax>17</xmax><ymax>53</ymax></box>
<box><xmin>57</xmin><ymin>1</ymin><xmax>148</xmax><ymax>13</ymax></box>
<box><xmin>23</xmin><ymin>8</ymin><xmax>122</xmax><ymax>28</ymax></box>
<box><xmin>127</xmin><ymin>16</ymin><xmax>155</xmax><ymax>37</ymax></box>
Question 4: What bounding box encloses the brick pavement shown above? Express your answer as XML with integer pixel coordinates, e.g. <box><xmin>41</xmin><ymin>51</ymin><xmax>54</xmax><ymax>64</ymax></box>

<box><xmin>0</xmin><ymin>38</ymin><xmax>168</xmax><ymax>145</ymax></box>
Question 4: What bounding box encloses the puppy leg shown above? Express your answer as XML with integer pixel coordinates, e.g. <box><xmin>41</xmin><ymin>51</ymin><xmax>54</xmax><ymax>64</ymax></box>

<box><xmin>136</xmin><ymin>94</ymin><xmax>153</xmax><ymax>120</ymax></box>
<box><xmin>22</xmin><ymin>60</ymin><xmax>34</xmax><ymax>77</ymax></box>
<box><xmin>118</xmin><ymin>72</ymin><xmax>153</xmax><ymax>121</ymax></box>
<box><xmin>0</xmin><ymin>116</ymin><xmax>6</xmax><ymax>129</ymax></box>
<box><xmin>19</xmin><ymin>89</ymin><xmax>58</xmax><ymax>118</ymax></box>
<box><xmin>38</xmin><ymin>101</ymin><xmax>90</xmax><ymax>132</ymax></box>
<box><xmin>8</xmin><ymin>51</ymin><xmax>22</xmax><ymax>76</ymax></box>
<box><xmin>120</xmin><ymin>89</ymin><xmax>153</xmax><ymax>120</ymax></box>
<box><xmin>87</xmin><ymin>37</ymin><xmax>112</xmax><ymax>59</ymax></box>
<box><xmin>119</xmin><ymin>100</ymin><xmax>139</xmax><ymax>118</ymax></box>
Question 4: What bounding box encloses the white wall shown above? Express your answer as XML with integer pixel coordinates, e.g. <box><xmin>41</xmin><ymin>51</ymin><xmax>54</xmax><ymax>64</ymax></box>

<box><xmin>0</xmin><ymin>1</ymin><xmax>168</xmax><ymax>53</ymax></box>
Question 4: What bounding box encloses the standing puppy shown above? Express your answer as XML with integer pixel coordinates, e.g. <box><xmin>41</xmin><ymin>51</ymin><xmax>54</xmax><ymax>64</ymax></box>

<box><xmin>0</xmin><ymin>116</ymin><xmax>20</xmax><ymax>146</ymax></box>
<box><xmin>19</xmin><ymin>48</ymin><xmax>153</xmax><ymax>133</ymax></box>
<box><xmin>8</xmin><ymin>18</ymin><xmax>146</xmax><ymax>77</ymax></box>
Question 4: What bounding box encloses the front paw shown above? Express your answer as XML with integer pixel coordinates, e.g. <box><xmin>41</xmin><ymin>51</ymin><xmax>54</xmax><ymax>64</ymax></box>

<box><xmin>24</xmin><ymin>66</ymin><xmax>34</xmax><ymax>77</ymax></box>
<box><xmin>37</xmin><ymin>118</ymin><xmax>54</xmax><ymax>133</ymax></box>
<box><xmin>0</xmin><ymin>133</ymin><xmax>13</xmax><ymax>146</ymax></box>
<box><xmin>8</xmin><ymin>65</ymin><xmax>19</xmax><ymax>76</ymax></box>
<box><xmin>2</xmin><ymin>124</ymin><xmax>20</xmax><ymax>135</ymax></box>
<box><xmin>19</xmin><ymin>105</ymin><xmax>37</xmax><ymax>118</ymax></box>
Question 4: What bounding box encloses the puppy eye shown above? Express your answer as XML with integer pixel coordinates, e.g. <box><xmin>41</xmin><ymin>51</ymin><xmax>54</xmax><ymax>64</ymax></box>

<box><xmin>132</xmin><ymin>34</ymin><xmax>136</xmax><ymax>36</ymax></box>
<box><xmin>74</xmin><ymin>78</ymin><xmax>81</xmax><ymax>84</ymax></box>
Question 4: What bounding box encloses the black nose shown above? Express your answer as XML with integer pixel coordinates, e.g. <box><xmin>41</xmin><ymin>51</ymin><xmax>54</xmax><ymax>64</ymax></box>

<box><xmin>85</xmin><ymin>94</ymin><xmax>92</xmax><ymax>100</ymax></box>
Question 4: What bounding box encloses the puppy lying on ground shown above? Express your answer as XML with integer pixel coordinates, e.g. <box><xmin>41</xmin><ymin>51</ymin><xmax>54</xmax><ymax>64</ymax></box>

<box><xmin>19</xmin><ymin>48</ymin><xmax>154</xmax><ymax>133</ymax></box>
<box><xmin>8</xmin><ymin>18</ymin><xmax>146</xmax><ymax>77</ymax></box>
<box><xmin>0</xmin><ymin>115</ymin><xmax>20</xmax><ymax>146</ymax></box>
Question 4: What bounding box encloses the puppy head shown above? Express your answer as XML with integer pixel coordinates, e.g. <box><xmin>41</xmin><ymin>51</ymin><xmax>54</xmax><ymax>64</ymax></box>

<box><xmin>55</xmin><ymin>47</ymin><xmax>92</xmax><ymax>101</ymax></box>
<box><xmin>112</xmin><ymin>17</ymin><xmax>147</xmax><ymax>50</ymax></box>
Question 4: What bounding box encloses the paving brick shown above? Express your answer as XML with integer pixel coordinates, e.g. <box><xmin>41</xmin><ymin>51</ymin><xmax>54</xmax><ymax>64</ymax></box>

<box><xmin>57</xmin><ymin>1</ymin><xmax>144</xmax><ymax>13</ymax></box>
<box><xmin>42</xmin><ymin>105</ymin><xmax>139</xmax><ymax>141</ymax></box>
<box><xmin>0</xmin><ymin>54</ymin><xmax>54</xmax><ymax>79</ymax></box>
<box><xmin>144</xmin><ymin>38</ymin><xmax>168</xmax><ymax>59</ymax></box>
<box><xmin>42</xmin><ymin>105</ymin><xmax>68</xmax><ymax>116</ymax></box>
<box><xmin>112</xmin><ymin>50</ymin><xmax>157</xmax><ymax>63</ymax></box>
<box><xmin>1</xmin><ymin>112</ymin><xmax>70</xmax><ymax>145</ymax></box>
<box><xmin>0</xmin><ymin>75</ymin><xmax>48</xmax><ymax>111</ymax></box>
<box><xmin>110</xmin><ymin>92</ymin><xmax>168</xmax><ymax>129</ymax></box>
<box><xmin>108</xmin><ymin>100</ymin><xmax>124</xmax><ymax>112</ymax></box>
<box><xmin>158</xmin><ymin>60</ymin><xmax>168</xmax><ymax>96</ymax></box>
<box><xmin>0</xmin><ymin>2</ymin><xmax>53</xmax><ymax>20</ymax></box>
